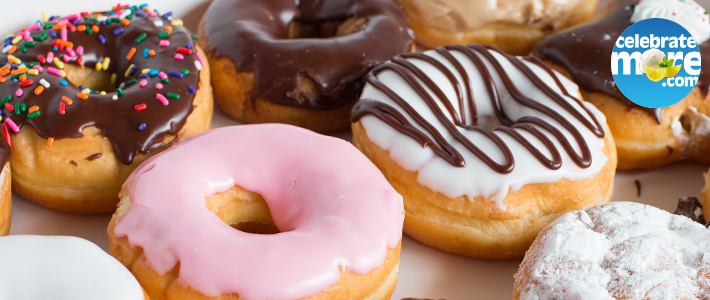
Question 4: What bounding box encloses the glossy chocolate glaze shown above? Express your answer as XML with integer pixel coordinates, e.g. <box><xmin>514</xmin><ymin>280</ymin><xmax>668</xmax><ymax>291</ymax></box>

<box><xmin>0</xmin><ymin>7</ymin><xmax>200</xmax><ymax>164</ymax></box>
<box><xmin>351</xmin><ymin>44</ymin><xmax>605</xmax><ymax>173</ymax></box>
<box><xmin>200</xmin><ymin>0</ymin><xmax>414</xmax><ymax>111</ymax></box>
<box><xmin>533</xmin><ymin>0</ymin><xmax>710</xmax><ymax>123</ymax></box>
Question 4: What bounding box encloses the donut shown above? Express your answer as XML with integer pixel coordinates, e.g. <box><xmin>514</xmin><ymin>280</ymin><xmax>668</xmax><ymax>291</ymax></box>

<box><xmin>398</xmin><ymin>0</ymin><xmax>598</xmax><ymax>55</ymax></box>
<box><xmin>108</xmin><ymin>124</ymin><xmax>404</xmax><ymax>300</ymax></box>
<box><xmin>514</xmin><ymin>202</ymin><xmax>710</xmax><ymax>299</ymax></box>
<box><xmin>0</xmin><ymin>235</ymin><xmax>148</xmax><ymax>299</ymax></box>
<box><xmin>0</xmin><ymin>4</ymin><xmax>213</xmax><ymax>213</ymax></box>
<box><xmin>0</xmin><ymin>140</ymin><xmax>11</xmax><ymax>236</ymax></box>
<box><xmin>197</xmin><ymin>0</ymin><xmax>414</xmax><ymax>133</ymax></box>
<box><xmin>702</xmin><ymin>170</ymin><xmax>710</xmax><ymax>220</ymax></box>
<box><xmin>533</xmin><ymin>0</ymin><xmax>710</xmax><ymax>170</ymax></box>
<box><xmin>350</xmin><ymin>44</ymin><xmax>617</xmax><ymax>259</ymax></box>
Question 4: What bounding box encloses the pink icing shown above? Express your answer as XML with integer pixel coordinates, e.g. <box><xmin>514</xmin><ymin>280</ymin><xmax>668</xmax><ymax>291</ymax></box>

<box><xmin>114</xmin><ymin>124</ymin><xmax>404</xmax><ymax>300</ymax></box>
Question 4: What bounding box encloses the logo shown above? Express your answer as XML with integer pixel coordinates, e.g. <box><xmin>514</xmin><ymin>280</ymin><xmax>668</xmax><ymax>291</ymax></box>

<box><xmin>611</xmin><ymin>18</ymin><xmax>701</xmax><ymax>108</ymax></box>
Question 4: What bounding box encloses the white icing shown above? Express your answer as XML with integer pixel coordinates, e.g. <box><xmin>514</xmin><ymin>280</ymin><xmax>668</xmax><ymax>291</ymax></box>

<box><xmin>517</xmin><ymin>202</ymin><xmax>710</xmax><ymax>299</ymax></box>
<box><xmin>0</xmin><ymin>235</ymin><xmax>144</xmax><ymax>300</ymax></box>
<box><xmin>687</xmin><ymin>106</ymin><xmax>710</xmax><ymax>137</ymax></box>
<box><xmin>631</xmin><ymin>0</ymin><xmax>710</xmax><ymax>44</ymax></box>
<box><xmin>358</xmin><ymin>48</ymin><xmax>608</xmax><ymax>210</ymax></box>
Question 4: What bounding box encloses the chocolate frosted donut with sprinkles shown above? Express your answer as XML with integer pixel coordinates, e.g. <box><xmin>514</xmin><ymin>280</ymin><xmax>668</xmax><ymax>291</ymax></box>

<box><xmin>198</xmin><ymin>0</ymin><xmax>414</xmax><ymax>133</ymax></box>
<box><xmin>351</xmin><ymin>44</ymin><xmax>617</xmax><ymax>259</ymax></box>
<box><xmin>0</xmin><ymin>4</ymin><xmax>213</xmax><ymax>214</ymax></box>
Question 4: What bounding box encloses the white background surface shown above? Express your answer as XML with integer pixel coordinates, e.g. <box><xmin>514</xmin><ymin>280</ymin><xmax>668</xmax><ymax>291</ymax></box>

<box><xmin>3</xmin><ymin>1</ymin><xmax>710</xmax><ymax>299</ymax></box>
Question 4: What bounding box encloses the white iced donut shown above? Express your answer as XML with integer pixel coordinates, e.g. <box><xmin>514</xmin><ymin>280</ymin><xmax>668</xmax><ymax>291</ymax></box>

<box><xmin>515</xmin><ymin>202</ymin><xmax>710</xmax><ymax>299</ymax></box>
<box><xmin>351</xmin><ymin>44</ymin><xmax>617</xmax><ymax>258</ymax></box>
<box><xmin>0</xmin><ymin>235</ymin><xmax>147</xmax><ymax>299</ymax></box>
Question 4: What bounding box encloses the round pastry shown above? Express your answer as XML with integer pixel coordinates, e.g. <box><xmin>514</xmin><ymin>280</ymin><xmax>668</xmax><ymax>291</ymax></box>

<box><xmin>533</xmin><ymin>0</ymin><xmax>710</xmax><ymax>170</ymax></box>
<box><xmin>0</xmin><ymin>235</ymin><xmax>148</xmax><ymax>299</ymax></box>
<box><xmin>0</xmin><ymin>140</ymin><xmax>11</xmax><ymax>236</ymax></box>
<box><xmin>399</xmin><ymin>0</ymin><xmax>598</xmax><ymax>55</ymax></box>
<box><xmin>703</xmin><ymin>169</ymin><xmax>710</xmax><ymax>220</ymax></box>
<box><xmin>515</xmin><ymin>202</ymin><xmax>710</xmax><ymax>299</ymax></box>
<box><xmin>197</xmin><ymin>0</ymin><xmax>414</xmax><ymax>133</ymax></box>
<box><xmin>351</xmin><ymin>44</ymin><xmax>617</xmax><ymax>259</ymax></box>
<box><xmin>0</xmin><ymin>5</ymin><xmax>213</xmax><ymax>213</ymax></box>
<box><xmin>108</xmin><ymin>124</ymin><xmax>404</xmax><ymax>300</ymax></box>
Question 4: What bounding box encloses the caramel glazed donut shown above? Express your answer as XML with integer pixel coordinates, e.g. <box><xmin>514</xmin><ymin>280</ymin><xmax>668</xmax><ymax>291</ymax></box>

<box><xmin>350</xmin><ymin>44</ymin><xmax>617</xmax><ymax>259</ymax></box>
<box><xmin>534</xmin><ymin>0</ymin><xmax>710</xmax><ymax>170</ymax></box>
<box><xmin>0</xmin><ymin>235</ymin><xmax>149</xmax><ymax>299</ymax></box>
<box><xmin>108</xmin><ymin>125</ymin><xmax>404</xmax><ymax>300</ymax></box>
<box><xmin>515</xmin><ymin>202</ymin><xmax>710</xmax><ymax>299</ymax></box>
<box><xmin>0</xmin><ymin>4</ymin><xmax>213</xmax><ymax>213</ymax></box>
<box><xmin>197</xmin><ymin>0</ymin><xmax>414</xmax><ymax>133</ymax></box>
<box><xmin>399</xmin><ymin>0</ymin><xmax>598</xmax><ymax>56</ymax></box>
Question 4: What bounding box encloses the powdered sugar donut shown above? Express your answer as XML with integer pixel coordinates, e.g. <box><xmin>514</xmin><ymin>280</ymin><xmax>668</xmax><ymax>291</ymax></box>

<box><xmin>0</xmin><ymin>235</ymin><xmax>148</xmax><ymax>299</ymax></box>
<box><xmin>515</xmin><ymin>202</ymin><xmax>710</xmax><ymax>299</ymax></box>
<box><xmin>108</xmin><ymin>124</ymin><xmax>404</xmax><ymax>300</ymax></box>
<box><xmin>351</xmin><ymin>44</ymin><xmax>616</xmax><ymax>259</ymax></box>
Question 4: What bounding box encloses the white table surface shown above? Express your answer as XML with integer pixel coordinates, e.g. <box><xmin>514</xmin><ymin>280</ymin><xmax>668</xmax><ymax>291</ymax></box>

<box><xmin>4</xmin><ymin>1</ymin><xmax>710</xmax><ymax>299</ymax></box>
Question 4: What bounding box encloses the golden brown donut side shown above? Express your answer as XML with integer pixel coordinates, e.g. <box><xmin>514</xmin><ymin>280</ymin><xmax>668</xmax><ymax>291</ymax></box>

<box><xmin>399</xmin><ymin>0</ymin><xmax>598</xmax><ymax>55</ymax></box>
<box><xmin>108</xmin><ymin>184</ymin><xmax>400</xmax><ymax>300</ymax></box>
<box><xmin>351</xmin><ymin>120</ymin><xmax>617</xmax><ymax>259</ymax></box>
<box><xmin>0</xmin><ymin>164</ymin><xmax>11</xmax><ymax>236</ymax></box>
<box><xmin>543</xmin><ymin>60</ymin><xmax>710</xmax><ymax>170</ymax></box>
<box><xmin>10</xmin><ymin>46</ymin><xmax>213</xmax><ymax>214</ymax></box>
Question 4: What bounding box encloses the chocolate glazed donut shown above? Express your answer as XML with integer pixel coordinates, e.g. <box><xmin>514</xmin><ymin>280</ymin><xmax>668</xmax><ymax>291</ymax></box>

<box><xmin>0</xmin><ymin>5</ymin><xmax>213</xmax><ymax>213</ymax></box>
<box><xmin>533</xmin><ymin>0</ymin><xmax>710</xmax><ymax>170</ymax></box>
<box><xmin>198</xmin><ymin>0</ymin><xmax>414</xmax><ymax>133</ymax></box>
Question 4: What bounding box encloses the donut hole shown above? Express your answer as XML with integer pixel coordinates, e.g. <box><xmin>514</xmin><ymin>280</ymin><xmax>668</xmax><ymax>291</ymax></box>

<box><xmin>204</xmin><ymin>184</ymin><xmax>282</xmax><ymax>235</ymax></box>
<box><xmin>288</xmin><ymin>17</ymin><xmax>367</xmax><ymax>39</ymax></box>
<box><xmin>63</xmin><ymin>64</ymin><xmax>117</xmax><ymax>93</ymax></box>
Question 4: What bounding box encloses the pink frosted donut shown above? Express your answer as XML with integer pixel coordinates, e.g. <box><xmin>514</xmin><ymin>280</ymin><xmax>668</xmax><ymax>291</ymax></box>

<box><xmin>108</xmin><ymin>124</ymin><xmax>404</xmax><ymax>300</ymax></box>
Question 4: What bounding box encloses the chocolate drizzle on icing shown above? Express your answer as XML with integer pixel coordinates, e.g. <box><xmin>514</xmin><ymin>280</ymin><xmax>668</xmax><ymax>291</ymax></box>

<box><xmin>199</xmin><ymin>0</ymin><xmax>414</xmax><ymax>111</ymax></box>
<box><xmin>351</xmin><ymin>44</ymin><xmax>605</xmax><ymax>174</ymax></box>
<box><xmin>533</xmin><ymin>0</ymin><xmax>710</xmax><ymax>124</ymax></box>
<box><xmin>0</xmin><ymin>7</ymin><xmax>201</xmax><ymax>165</ymax></box>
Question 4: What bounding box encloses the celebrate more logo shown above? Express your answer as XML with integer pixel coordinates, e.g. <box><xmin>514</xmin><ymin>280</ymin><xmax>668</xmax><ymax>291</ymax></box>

<box><xmin>611</xmin><ymin>18</ymin><xmax>701</xmax><ymax>108</ymax></box>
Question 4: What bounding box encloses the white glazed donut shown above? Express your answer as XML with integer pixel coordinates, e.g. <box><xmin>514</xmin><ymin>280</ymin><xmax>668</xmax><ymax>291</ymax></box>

<box><xmin>515</xmin><ymin>202</ymin><xmax>710</xmax><ymax>299</ymax></box>
<box><xmin>0</xmin><ymin>235</ymin><xmax>147</xmax><ymax>299</ymax></box>
<box><xmin>350</xmin><ymin>44</ymin><xmax>617</xmax><ymax>258</ymax></box>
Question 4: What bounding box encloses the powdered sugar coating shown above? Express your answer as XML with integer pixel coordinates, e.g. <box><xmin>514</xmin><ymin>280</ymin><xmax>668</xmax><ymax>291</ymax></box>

<box><xmin>515</xmin><ymin>202</ymin><xmax>710</xmax><ymax>300</ymax></box>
